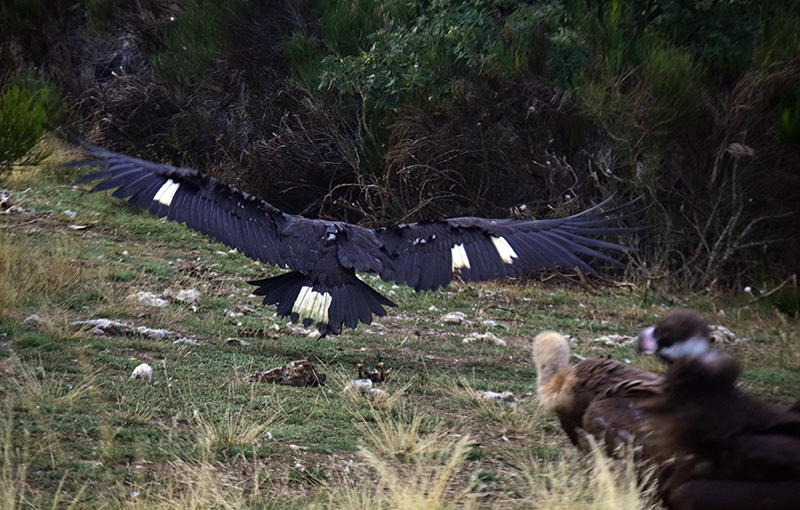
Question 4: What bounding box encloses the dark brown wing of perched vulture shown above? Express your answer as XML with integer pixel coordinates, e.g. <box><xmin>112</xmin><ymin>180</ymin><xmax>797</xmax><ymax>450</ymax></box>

<box><xmin>567</xmin><ymin>357</ymin><xmax>663</xmax><ymax>452</ymax></box>
<box><xmin>581</xmin><ymin>375</ymin><xmax>664</xmax><ymax>456</ymax></box>
<box><xmin>641</xmin><ymin>346</ymin><xmax>800</xmax><ymax>510</ymax></box>
<box><xmin>69</xmin><ymin>144</ymin><xmax>644</xmax><ymax>335</ymax></box>
<box><xmin>533</xmin><ymin>332</ymin><xmax>663</xmax><ymax>451</ymax></box>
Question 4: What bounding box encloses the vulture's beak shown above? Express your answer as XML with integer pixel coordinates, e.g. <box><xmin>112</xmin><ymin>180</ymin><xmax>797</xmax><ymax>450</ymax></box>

<box><xmin>637</xmin><ymin>326</ymin><xmax>658</xmax><ymax>354</ymax></box>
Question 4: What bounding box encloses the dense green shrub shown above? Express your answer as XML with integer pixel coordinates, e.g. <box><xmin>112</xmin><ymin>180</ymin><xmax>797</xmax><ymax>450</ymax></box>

<box><xmin>286</xmin><ymin>0</ymin><xmax>562</xmax><ymax>174</ymax></box>
<box><xmin>0</xmin><ymin>77</ymin><xmax>59</xmax><ymax>177</ymax></box>
<box><xmin>152</xmin><ymin>0</ymin><xmax>259</xmax><ymax>85</ymax></box>
<box><xmin>285</xmin><ymin>33</ymin><xmax>327</xmax><ymax>91</ymax></box>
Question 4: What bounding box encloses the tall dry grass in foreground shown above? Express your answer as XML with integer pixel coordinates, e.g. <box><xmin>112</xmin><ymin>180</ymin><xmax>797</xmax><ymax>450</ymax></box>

<box><xmin>513</xmin><ymin>435</ymin><xmax>659</xmax><ymax>510</ymax></box>
<box><xmin>0</xmin><ymin>401</ymin><xmax>87</xmax><ymax>510</ymax></box>
<box><xmin>0</xmin><ymin>384</ymin><xmax>662</xmax><ymax>510</ymax></box>
<box><xmin>194</xmin><ymin>404</ymin><xmax>282</xmax><ymax>461</ymax></box>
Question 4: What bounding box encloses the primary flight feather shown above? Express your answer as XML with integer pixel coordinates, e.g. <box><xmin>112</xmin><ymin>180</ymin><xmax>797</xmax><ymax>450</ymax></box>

<box><xmin>69</xmin><ymin>145</ymin><xmax>643</xmax><ymax>335</ymax></box>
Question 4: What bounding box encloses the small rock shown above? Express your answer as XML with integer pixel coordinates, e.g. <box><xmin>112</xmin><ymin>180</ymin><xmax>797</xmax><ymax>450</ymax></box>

<box><xmin>23</xmin><ymin>314</ymin><xmax>46</xmax><ymax>329</ymax></box>
<box><xmin>592</xmin><ymin>334</ymin><xmax>635</xmax><ymax>347</ymax></box>
<box><xmin>131</xmin><ymin>363</ymin><xmax>153</xmax><ymax>383</ymax></box>
<box><xmin>476</xmin><ymin>390</ymin><xmax>516</xmax><ymax>404</ymax></box>
<box><xmin>463</xmin><ymin>331</ymin><xmax>506</xmax><ymax>347</ymax></box>
<box><xmin>0</xmin><ymin>205</ymin><xmax>29</xmax><ymax>215</ymax></box>
<box><xmin>441</xmin><ymin>311</ymin><xmax>468</xmax><ymax>324</ymax></box>
<box><xmin>136</xmin><ymin>326</ymin><xmax>175</xmax><ymax>341</ymax></box>
<box><xmin>225</xmin><ymin>305</ymin><xmax>254</xmax><ymax>317</ymax></box>
<box><xmin>709</xmin><ymin>325</ymin><xmax>743</xmax><ymax>344</ymax></box>
<box><xmin>70</xmin><ymin>318</ymin><xmax>134</xmax><ymax>336</ymax></box>
<box><xmin>69</xmin><ymin>318</ymin><xmax>198</xmax><ymax>345</ymax></box>
<box><xmin>164</xmin><ymin>288</ymin><xmax>201</xmax><ymax>305</ymax></box>
<box><xmin>343</xmin><ymin>378</ymin><xmax>373</xmax><ymax>395</ymax></box>
<box><xmin>225</xmin><ymin>337</ymin><xmax>250</xmax><ymax>346</ymax></box>
<box><xmin>173</xmin><ymin>337</ymin><xmax>200</xmax><ymax>346</ymax></box>
<box><xmin>127</xmin><ymin>291</ymin><xmax>168</xmax><ymax>307</ymax></box>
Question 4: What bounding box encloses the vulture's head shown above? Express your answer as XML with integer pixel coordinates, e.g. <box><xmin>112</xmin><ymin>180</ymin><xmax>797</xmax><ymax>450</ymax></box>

<box><xmin>638</xmin><ymin>310</ymin><xmax>712</xmax><ymax>363</ymax></box>
<box><xmin>324</xmin><ymin>223</ymin><xmax>339</xmax><ymax>241</ymax></box>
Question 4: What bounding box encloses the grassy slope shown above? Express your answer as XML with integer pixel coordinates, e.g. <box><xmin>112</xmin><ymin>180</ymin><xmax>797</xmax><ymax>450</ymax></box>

<box><xmin>0</xmin><ymin>152</ymin><xmax>797</xmax><ymax>509</ymax></box>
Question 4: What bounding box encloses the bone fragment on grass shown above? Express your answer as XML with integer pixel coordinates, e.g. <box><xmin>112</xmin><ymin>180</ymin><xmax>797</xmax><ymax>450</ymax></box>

<box><xmin>131</xmin><ymin>363</ymin><xmax>153</xmax><ymax>383</ymax></box>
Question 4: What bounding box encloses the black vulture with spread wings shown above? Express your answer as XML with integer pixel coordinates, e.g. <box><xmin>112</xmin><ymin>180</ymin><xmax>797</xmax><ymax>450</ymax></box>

<box><xmin>69</xmin><ymin>145</ymin><xmax>642</xmax><ymax>335</ymax></box>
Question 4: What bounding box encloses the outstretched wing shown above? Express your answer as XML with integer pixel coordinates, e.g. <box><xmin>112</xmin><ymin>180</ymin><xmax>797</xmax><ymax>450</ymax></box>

<box><xmin>68</xmin><ymin>145</ymin><xmax>393</xmax><ymax>334</ymax></box>
<box><xmin>376</xmin><ymin>198</ymin><xmax>643</xmax><ymax>291</ymax></box>
<box><xmin>68</xmin><ymin>145</ymin><xmax>292</xmax><ymax>269</ymax></box>
<box><xmin>69</xmin><ymin>144</ymin><xmax>644</xmax><ymax>334</ymax></box>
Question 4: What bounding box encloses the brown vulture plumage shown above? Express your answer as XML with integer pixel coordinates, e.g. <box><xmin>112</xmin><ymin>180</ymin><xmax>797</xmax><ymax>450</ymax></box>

<box><xmin>533</xmin><ymin>331</ymin><xmax>663</xmax><ymax>454</ymax></box>
<box><xmin>637</xmin><ymin>312</ymin><xmax>800</xmax><ymax>510</ymax></box>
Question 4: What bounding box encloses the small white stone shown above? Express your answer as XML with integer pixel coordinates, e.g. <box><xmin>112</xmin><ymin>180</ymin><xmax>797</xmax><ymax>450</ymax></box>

<box><xmin>343</xmin><ymin>379</ymin><xmax>373</xmax><ymax>394</ymax></box>
<box><xmin>131</xmin><ymin>363</ymin><xmax>153</xmax><ymax>382</ymax></box>
<box><xmin>441</xmin><ymin>311</ymin><xmax>468</xmax><ymax>324</ymax></box>
<box><xmin>127</xmin><ymin>291</ymin><xmax>168</xmax><ymax>307</ymax></box>
<box><xmin>463</xmin><ymin>331</ymin><xmax>506</xmax><ymax>347</ymax></box>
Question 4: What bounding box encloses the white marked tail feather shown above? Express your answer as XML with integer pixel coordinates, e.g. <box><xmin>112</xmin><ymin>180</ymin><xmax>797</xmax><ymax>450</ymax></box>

<box><xmin>491</xmin><ymin>236</ymin><xmax>518</xmax><ymax>264</ymax></box>
<box><xmin>292</xmin><ymin>285</ymin><xmax>332</xmax><ymax>325</ymax></box>
<box><xmin>153</xmin><ymin>179</ymin><xmax>180</xmax><ymax>206</ymax></box>
<box><xmin>451</xmin><ymin>243</ymin><xmax>471</xmax><ymax>270</ymax></box>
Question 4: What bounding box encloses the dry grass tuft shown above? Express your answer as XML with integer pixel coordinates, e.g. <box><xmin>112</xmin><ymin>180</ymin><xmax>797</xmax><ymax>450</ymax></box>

<box><xmin>0</xmin><ymin>233</ymin><xmax>107</xmax><ymax>317</ymax></box>
<box><xmin>512</xmin><ymin>435</ymin><xmax>658</xmax><ymax>510</ymax></box>
<box><xmin>358</xmin><ymin>433</ymin><xmax>475</xmax><ymax>510</ymax></box>
<box><xmin>8</xmin><ymin>355</ymin><xmax>94</xmax><ymax>409</ymax></box>
<box><xmin>448</xmin><ymin>376</ymin><xmax>544</xmax><ymax>435</ymax></box>
<box><xmin>113</xmin><ymin>458</ymin><xmax>259</xmax><ymax>510</ymax></box>
<box><xmin>354</xmin><ymin>409</ymin><xmax>449</xmax><ymax>463</ymax></box>
<box><xmin>0</xmin><ymin>401</ymin><xmax>87</xmax><ymax>510</ymax></box>
<box><xmin>194</xmin><ymin>404</ymin><xmax>281</xmax><ymax>461</ymax></box>
<box><xmin>322</xmin><ymin>486</ymin><xmax>386</xmax><ymax>510</ymax></box>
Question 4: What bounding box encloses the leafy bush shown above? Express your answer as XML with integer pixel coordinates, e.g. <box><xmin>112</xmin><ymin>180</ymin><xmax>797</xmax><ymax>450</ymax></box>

<box><xmin>318</xmin><ymin>0</ymin><xmax>556</xmax><ymax>111</ymax></box>
<box><xmin>640</xmin><ymin>43</ymin><xmax>703</xmax><ymax>130</ymax></box>
<box><xmin>0</xmin><ymin>78</ymin><xmax>58</xmax><ymax>177</ymax></box>
<box><xmin>284</xmin><ymin>32</ymin><xmax>326</xmax><ymax>91</ymax></box>
<box><xmin>152</xmin><ymin>0</ymin><xmax>259</xmax><ymax>85</ymax></box>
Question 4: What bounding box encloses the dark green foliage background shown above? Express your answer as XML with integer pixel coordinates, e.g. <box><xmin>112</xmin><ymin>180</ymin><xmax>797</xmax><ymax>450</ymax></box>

<box><xmin>2</xmin><ymin>0</ymin><xmax>799</xmax><ymax>291</ymax></box>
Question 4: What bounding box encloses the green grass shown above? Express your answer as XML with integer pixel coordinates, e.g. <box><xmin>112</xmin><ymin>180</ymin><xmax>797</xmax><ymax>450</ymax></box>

<box><xmin>0</xmin><ymin>152</ymin><xmax>797</xmax><ymax>508</ymax></box>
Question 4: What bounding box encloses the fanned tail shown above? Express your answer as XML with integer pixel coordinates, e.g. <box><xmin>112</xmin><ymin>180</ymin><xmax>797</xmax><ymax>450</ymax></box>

<box><xmin>249</xmin><ymin>271</ymin><xmax>397</xmax><ymax>335</ymax></box>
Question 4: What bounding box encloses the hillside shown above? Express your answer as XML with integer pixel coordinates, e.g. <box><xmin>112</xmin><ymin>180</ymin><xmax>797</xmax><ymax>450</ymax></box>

<box><xmin>0</xmin><ymin>158</ymin><xmax>796</xmax><ymax>508</ymax></box>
